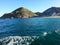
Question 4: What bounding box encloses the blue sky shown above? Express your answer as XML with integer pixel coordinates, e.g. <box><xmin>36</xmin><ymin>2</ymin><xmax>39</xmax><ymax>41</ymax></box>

<box><xmin>0</xmin><ymin>0</ymin><xmax>60</xmax><ymax>16</ymax></box>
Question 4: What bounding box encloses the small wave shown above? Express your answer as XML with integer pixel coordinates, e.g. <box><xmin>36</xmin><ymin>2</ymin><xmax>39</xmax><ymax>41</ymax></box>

<box><xmin>0</xmin><ymin>36</ymin><xmax>39</xmax><ymax>45</ymax></box>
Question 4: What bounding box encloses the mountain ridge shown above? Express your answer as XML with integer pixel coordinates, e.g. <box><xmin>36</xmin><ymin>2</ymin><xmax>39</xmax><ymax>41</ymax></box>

<box><xmin>1</xmin><ymin>7</ymin><xmax>60</xmax><ymax>18</ymax></box>
<box><xmin>43</xmin><ymin>7</ymin><xmax>60</xmax><ymax>16</ymax></box>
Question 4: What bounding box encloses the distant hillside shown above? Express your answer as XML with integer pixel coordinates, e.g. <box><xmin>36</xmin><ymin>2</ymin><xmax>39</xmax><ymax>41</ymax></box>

<box><xmin>1</xmin><ymin>7</ymin><xmax>60</xmax><ymax>18</ymax></box>
<box><xmin>43</xmin><ymin>7</ymin><xmax>60</xmax><ymax>16</ymax></box>
<box><xmin>1</xmin><ymin>7</ymin><xmax>37</xmax><ymax>18</ymax></box>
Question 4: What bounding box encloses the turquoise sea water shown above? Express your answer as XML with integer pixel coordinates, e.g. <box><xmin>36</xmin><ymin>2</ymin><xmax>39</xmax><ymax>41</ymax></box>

<box><xmin>0</xmin><ymin>18</ymin><xmax>60</xmax><ymax>37</ymax></box>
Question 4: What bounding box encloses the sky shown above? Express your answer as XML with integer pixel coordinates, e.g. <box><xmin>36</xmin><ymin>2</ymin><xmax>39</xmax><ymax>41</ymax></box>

<box><xmin>0</xmin><ymin>0</ymin><xmax>60</xmax><ymax>16</ymax></box>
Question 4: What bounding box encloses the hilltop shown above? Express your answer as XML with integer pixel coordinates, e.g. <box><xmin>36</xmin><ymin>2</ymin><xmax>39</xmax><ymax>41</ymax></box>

<box><xmin>1</xmin><ymin>7</ymin><xmax>37</xmax><ymax>18</ymax></box>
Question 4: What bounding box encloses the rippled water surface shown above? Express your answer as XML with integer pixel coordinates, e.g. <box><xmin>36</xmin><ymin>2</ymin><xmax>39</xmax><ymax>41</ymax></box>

<box><xmin>0</xmin><ymin>18</ymin><xmax>60</xmax><ymax>37</ymax></box>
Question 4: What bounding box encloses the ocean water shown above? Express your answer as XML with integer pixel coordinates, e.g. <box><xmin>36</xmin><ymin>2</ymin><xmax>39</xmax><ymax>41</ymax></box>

<box><xmin>0</xmin><ymin>18</ymin><xmax>60</xmax><ymax>37</ymax></box>
<box><xmin>0</xmin><ymin>18</ymin><xmax>60</xmax><ymax>45</ymax></box>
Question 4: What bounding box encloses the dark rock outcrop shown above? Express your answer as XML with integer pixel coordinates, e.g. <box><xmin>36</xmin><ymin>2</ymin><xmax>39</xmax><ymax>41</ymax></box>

<box><xmin>1</xmin><ymin>13</ymin><xmax>17</xmax><ymax>18</ymax></box>
<box><xmin>35</xmin><ymin>12</ymin><xmax>43</xmax><ymax>17</ymax></box>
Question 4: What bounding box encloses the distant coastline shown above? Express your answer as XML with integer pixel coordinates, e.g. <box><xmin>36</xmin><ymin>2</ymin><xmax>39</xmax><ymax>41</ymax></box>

<box><xmin>1</xmin><ymin>7</ymin><xmax>60</xmax><ymax>18</ymax></box>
